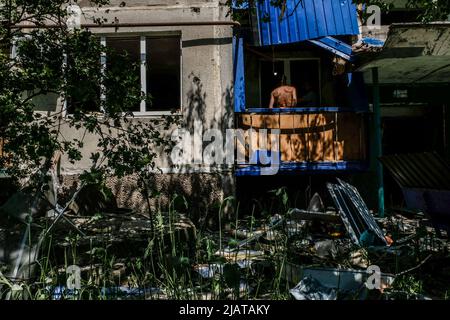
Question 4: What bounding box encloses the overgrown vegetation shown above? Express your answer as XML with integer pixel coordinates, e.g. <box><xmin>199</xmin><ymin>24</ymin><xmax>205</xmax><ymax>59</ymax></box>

<box><xmin>0</xmin><ymin>192</ymin><xmax>293</xmax><ymax>300</ymax></box>
<box><xmin>1</xmin><ymin>187</ymin><xmax>448</xmax><ymax>300</ymax></box>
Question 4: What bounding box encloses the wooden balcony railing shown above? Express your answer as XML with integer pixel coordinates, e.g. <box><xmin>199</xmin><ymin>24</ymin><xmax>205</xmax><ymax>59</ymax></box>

<box><xmin>236</xmin><ymin>112</ymin><xmax>367</xmax><ymax>163</ymax></box>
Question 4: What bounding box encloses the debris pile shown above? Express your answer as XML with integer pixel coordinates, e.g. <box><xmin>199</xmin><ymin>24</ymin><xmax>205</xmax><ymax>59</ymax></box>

<box><xmin>1</xmin><ymin>177</ymin><xmax>449</xmax><ymax>300</ymax></box>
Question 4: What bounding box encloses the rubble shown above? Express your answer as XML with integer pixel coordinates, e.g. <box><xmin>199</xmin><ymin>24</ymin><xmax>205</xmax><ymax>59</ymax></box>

<box><xmin>1</xmin><ymin>176</ymin><xmax>449</xmax><ymax>300</ymax></box>
<box><xmin>290</xmin><ymin>276</ymin><xmax>338</xmax><ymax>300</ymax></box>
<box><xmin>327</xmin><ymin>179</ymin><xmax>388</xmax><ymax>246</ymax></box>
<box><xmin>194</xmin><ymin>264</ymin><xmax>224</xmax><ymax>279</ymax></box>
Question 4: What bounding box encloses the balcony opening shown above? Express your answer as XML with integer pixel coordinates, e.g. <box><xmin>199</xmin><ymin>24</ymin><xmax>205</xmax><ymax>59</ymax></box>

<box><xmin>259</xmin><ymin>59</ymin><xmax>320</xmax><ymax>108</ymax></box>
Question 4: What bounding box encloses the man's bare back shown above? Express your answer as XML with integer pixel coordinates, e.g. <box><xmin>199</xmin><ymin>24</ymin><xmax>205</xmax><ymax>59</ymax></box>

<box><xmin>269</xmin><ymin>85</ymin><xmax>297</xmax><ymax>108</ymax></box>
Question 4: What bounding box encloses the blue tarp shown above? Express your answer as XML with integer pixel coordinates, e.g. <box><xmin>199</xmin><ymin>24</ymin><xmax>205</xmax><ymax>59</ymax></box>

<box><xmin>346</xmin><ymin>72</ymin><xmax>369</xmax><ymax>113</ymax></box>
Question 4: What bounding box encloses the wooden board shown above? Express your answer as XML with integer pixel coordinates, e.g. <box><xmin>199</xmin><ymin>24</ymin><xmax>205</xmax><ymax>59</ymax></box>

<box><xmin>237</xmin><ymin>113</ymin><xmax>366</xmax><ymax>163</ymax></box>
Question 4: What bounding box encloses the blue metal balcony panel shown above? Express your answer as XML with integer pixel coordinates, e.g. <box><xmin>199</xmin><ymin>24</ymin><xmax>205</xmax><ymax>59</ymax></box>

<box><xmin>233</xmin><ymin>35</ymin><xmax>246</xmax><ymax>112</ymax></box>
<box><xmin>235</xmin><ymin>161</ymin><xmax>369</xmax><ymax>176</ymax></box>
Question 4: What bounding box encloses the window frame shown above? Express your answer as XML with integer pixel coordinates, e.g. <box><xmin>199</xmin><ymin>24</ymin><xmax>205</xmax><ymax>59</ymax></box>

<box><xmin>11</xmin><ymin>31</ymin><xmax>184</xmax><ymax>118</ymax></box>
<box><xmin>101</xmin><ymin>32</ymin><xmax>183</xmax><ymax>117</ymax></box>
<box><xmin>61</xmin><ymin>31</ymin><xmax>183</xmax><ymax>117</ymax></box>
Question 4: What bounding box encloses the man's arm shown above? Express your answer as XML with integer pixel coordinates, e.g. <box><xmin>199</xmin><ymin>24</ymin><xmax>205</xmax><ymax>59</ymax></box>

<box><xmin>269</xmin><ymin>92</ymin><xmax>275</xmax><ymax>109</ymax></box>
<box><xmin>292</xmin><ymin>88</ymin><xmax>298</xmax><ymax>107</ymax></box>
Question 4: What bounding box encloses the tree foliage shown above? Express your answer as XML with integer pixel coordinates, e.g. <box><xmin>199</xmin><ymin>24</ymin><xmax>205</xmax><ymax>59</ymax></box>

<box><xmin>0</xmin><ymin>0</ymin><xmax>178</xmax><ymax>198</ymax></box>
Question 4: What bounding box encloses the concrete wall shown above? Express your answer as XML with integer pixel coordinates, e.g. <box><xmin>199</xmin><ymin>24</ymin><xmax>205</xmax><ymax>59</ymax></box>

<box><xmin>55</xmin><ymin>0</ymin><xmax>236</xmax><ymax>216</ymax></box>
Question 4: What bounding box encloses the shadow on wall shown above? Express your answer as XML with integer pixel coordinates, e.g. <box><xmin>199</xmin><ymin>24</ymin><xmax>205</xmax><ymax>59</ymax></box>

<box><xmin>185</xmin><ymin>72</ymin><xmax>234</xmax><ymax>134</ymax></box>
<box><xmin>221</xmin><ymin>85</ymin><xmax>234</xmax><ymax>134</ymax></box>
<box><xmin>237</xmin><ymin>113</ymin><xmax>366</xmax><ymax>162</ymax></box>
<box><xmin>185</xmin><ymin>73</ymin><xmax>207</xmax><ymax>126</ymax></box>
<box><xmin>105</xmin><ymin>74</ymin><xmax>235</xmax><ymax>227</ymax></box>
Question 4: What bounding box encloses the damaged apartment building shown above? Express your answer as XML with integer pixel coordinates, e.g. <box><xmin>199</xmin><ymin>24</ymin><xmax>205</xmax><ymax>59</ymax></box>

<box><xmin>2</xmin><ymin>0</ymin><xmax>450</xmax><ymax>224</ymax></box>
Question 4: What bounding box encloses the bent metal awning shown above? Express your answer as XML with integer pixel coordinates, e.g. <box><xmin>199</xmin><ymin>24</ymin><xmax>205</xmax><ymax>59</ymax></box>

<box><xmin>255</xmin><ymin>0</ymin><xmax>358</xmax><ymax>61</ymax></box>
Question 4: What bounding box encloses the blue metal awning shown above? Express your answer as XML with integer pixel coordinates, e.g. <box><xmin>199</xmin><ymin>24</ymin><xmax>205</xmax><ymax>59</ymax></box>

<box><xmin>256</xmin><ymin>0</ymin><xmax>359</xmax><ymax>46</ymax></box>
<box><xmin>233</xmin><ymin>1</ymin><xmax>366</xmax><ymax>112</ymax></box>
<box><xmin>308</xmin><ymin>36</ymin><xmax>353</xmax><ymax>61</ymax></box>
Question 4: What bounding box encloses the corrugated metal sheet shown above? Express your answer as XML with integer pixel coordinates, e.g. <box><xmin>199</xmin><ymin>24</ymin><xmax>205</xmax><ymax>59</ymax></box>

<box><xmin>256</xmin><ymin>0</ymin><xmax>359</xmax><ymax>46</ymax></box>
<box><xmin>380</xmin><ymin>152</ymin><xmax>450</xmax><ymax>190</ymax></box>
<box><xmin>327</xmin><ymin>178</ymin><xmax>388</xmax><ymax>246</ymax></box>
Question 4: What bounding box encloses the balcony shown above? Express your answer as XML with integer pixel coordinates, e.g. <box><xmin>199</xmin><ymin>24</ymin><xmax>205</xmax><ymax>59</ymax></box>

<box><xmin>235</xmin><ymin>110</ymin><xmax>368</xmax><ymax>176</ymax></box>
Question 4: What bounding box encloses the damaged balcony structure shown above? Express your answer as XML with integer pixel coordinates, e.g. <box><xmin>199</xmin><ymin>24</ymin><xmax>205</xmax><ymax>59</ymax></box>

<box><xmin>233</xmin><ymin>0</ymin><xmax>377</xmax><ymax>212</ymax></box>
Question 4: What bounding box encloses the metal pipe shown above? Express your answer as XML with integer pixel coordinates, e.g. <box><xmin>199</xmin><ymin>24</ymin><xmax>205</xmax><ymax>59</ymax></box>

<box><xmin>444</xmin><ymin>104</ymin><xmax>448</xmax><ymax>159</ymax></box>
<box><xmin>12</xmin><ymin>21</ymin><xmax>241</xmax><ymax>29</ymax></box>
<box><xmin>372</xmin><ymin>67</ymin><xmax>384</xmax><ymax>217</ymax></box>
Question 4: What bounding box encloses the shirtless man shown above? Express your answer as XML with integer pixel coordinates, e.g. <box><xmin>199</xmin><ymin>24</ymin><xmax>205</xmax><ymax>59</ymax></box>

<box><xmin>269</xmin><ymin>75</ymin><xmax>297</xmax><ymax>108</ymax></box>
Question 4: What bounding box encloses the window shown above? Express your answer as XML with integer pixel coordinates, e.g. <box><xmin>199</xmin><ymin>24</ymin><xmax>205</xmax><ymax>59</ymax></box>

<box><xmin>67</xmin><ymin>34</ymin><xmax>181</xmax><ymax>115</ymax></box>
<box><xmin>146</xmin><ymin>37</ymin><xmax>181</xmax><ymax>111</ymax></box>
<box><xmin>9</xmin><ymin>35</ymin><xmax>60</xmax><ymax>112</ymax></box>
<box><xmin>106</xmin><ymin>36</ymin><xmax>141</xmax><ymax>113</ymax></box>
<box><xmin>105</xmin><ymin>35</ymin><xmax>181</xmax><ymax>114</ymax></box>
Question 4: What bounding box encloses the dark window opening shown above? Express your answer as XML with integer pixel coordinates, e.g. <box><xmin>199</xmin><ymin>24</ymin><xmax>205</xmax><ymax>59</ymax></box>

<box><xmin>290</xmin><ymin>60</ymin><xmax>320</xmax><ymax>107</ymax></box>
<box><xmin>260</xmin><ymin>60</ymin><xmax>284</xmax><ymax>108</ymax></box>
<box><xmin>66</xmin><ymin>37</ymin><xmax>103</xmax><ymax>114</ymax></box>
<box><xmin>146</xmin><ymin>36</ymin><xmax>181</xmax><ymax>111</ymax></box>
<box><xmin>106</xmin><ymin>36</ymin><xmax>141</xmax><ymax>113</ymax></box>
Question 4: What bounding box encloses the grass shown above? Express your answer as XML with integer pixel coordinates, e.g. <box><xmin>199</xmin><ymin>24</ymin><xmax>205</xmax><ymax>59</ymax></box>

<box><xmin>1</xmin><ymin>187</ymin><xmax>449</xmax><ymax>300</ymax></box>
<box><xmin>0</xmin><ymin>189</ymin><xmax>290</xmax><ymax>300</ymax></box>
